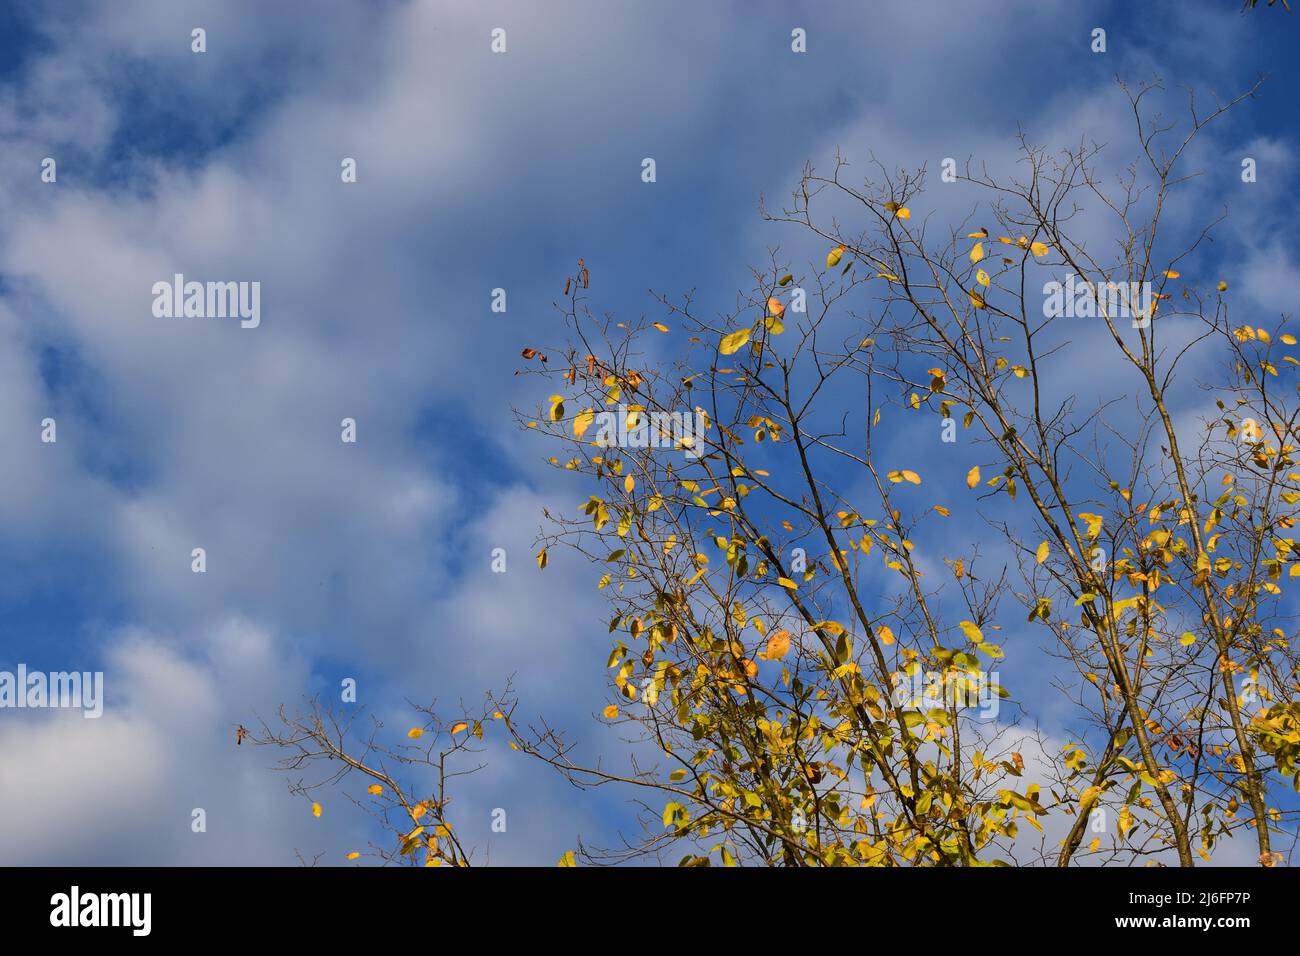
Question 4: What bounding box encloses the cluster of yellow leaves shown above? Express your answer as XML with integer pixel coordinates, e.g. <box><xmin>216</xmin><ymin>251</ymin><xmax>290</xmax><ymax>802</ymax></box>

<box><xmin>1077</xmin><ymin>512</ymin><xmax>1104</xmax><ymax>539</ymax></box>
<box><xmin>965</xmin><ymin>236</ymin><xmax>1048</xmax><ymax>307</ymax></box>
<box><xmin>991</xmin><ymin>235</ymin><xmax>1050</xmax><ymax>256</ymax></box>
<box><xmin>887</xmin><ymin>469</ymin><xmax>922</xmax><ymax>485</ymax></box>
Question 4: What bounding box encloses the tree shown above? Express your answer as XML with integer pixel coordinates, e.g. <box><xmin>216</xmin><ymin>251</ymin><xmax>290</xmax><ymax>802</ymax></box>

<box><xmin>257</xmin><ymin>78</ymin><xmax>1298</xmax><ymax>867</ymax></box>
<box><xmin>253</xmin><ymin>690</ymin><xmax>510</xmax><ymax>866</ymax></box>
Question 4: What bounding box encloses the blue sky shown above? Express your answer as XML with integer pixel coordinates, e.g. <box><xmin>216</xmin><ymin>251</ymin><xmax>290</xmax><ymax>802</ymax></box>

<box><xmin>0</xmin><ymin>0</ymin><xmax>1296</xmax><ymax>865</ymax></box>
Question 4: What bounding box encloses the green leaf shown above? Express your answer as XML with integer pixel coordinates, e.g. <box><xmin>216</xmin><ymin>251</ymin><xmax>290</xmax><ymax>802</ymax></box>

<box><xmin>662</xmin><ymin>802</ymin><xmax>686</xmax><ymax>828</ymax></box>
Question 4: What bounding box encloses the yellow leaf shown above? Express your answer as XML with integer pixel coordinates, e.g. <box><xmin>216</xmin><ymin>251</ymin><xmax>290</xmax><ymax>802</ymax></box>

<box><xmin>346</xmin><ymin>851</ymin><xmax>361</xmax><ymax>860</ymax></box>
<box><xmin>877</xmin><ymin>624</ymin><xmax>895</xmax><ymax>646</ymax></box>
<box><xmin>1036</xmin><ymin>541</ymin><xmax>1049</xmax><ymax>564</ymax></box>
<box><xmin>602</xmin><ymin>704</ymin><xmax>619</xmax><ymax>719</ymax></box>
<box><xmin>827</xmin><ymin>245</ymin><xmax>845</xmax><ymax>268</ymax></box>
<box><xmin>558</xmin><ymin>851</ymin><xmax>577</xmax><ymax>867</ymax></box>
<box><xmin>776</xmin><ymin>576</ymin><xmax>798</xmax><ymax>590</ymax></box>
<box><xmin>976</xmin><ymin>268</ymin><xmax>990</xmax><ymax>287</ymax></box>
<box><xmin>450</xmin><ymin>721</ymin><xmax>469</xmax><ymax>734</ymax></box>
<box><xmin>624</xmin><ymin>474</ymin><xmax>635</xmax><ymax>493</ymax></box>
<box><xmin>1282</xmin><ymin>333</ymin><xmax>1297</xmax><ymax>345</ymax></box>
<box><xmin>1163</xmin><ymin>269</ymin><xmax>1180</xmax><ymax>279</ymax></box>
<box><xmin>895</xmin><ymin>206</ymin><xmax>911</xmax><ymax>220</ymax></box>
<box><xmin>767</xmin><ymin>296</ymin><xmax>786</xmax><ymax>317</ymax></box>
<box><xmin>311</xmin><ymin>802</ymin><xmax>322</xmax><ymax>818</ymax></box>
<box><xmin>958</xmin><ymin>620</ymin><xmax>983</xmax><ymax>643</ymax></box>
<box><xmin>1118</xmin><ymin>805</ymin><xmax>1133</xmax><ymax>838</ymax></box>
<box><xmin>536</xmin><ymin>548</ymin><xmax>548</xmax><ymax>570</ymax></box>
<box><xmin>970</xmin><ymin>241</ymin><xmax>985</xmax><ymax>263</ymax></box>
<box><xmin>407</xmin><ymin>727</ymin><xmax>424</xmax><ymax>739</ymax></box>
<box><xmin>1218</xmin><ymin>281</ymin><xmax>1228</xmax><ymax>292</ymax></box>
<box><xmin>1179</xmin><ymin>632</ymin><xmax>1196</xmax><ymax>646</ymax></box>
<box><xmin>547</xmin><ymin>394</ymin><xmax>564</xmax><ymax>422</ymax></box>
<box><xmin>1030</xmin><ymin>241</ymin><xmax>1049</xmax><ymax>257</ymax></box>
<box><xmin>1077</xmin><ymin>512</ymin><xmax>1104</xmax><ymax>539</ymax></box>
<box><xmin>573</xmin><ymin>408</ymin><xmax>595</xmax><ymax>439</ymax></box>
<box><xmin>966</xmin><ymin>465</ymin><xmax>980</xmax><ymax>489</ymax></box>
<box><xmin>765</xmin><ymin>629</ymin><xmax>792</xmax><ymax>660</ymax></box>
<box><xmin>1087</xmin><ymin>838</ymin><xmax>1100</xmax><ymax>853</ymax></box>
<box><xmin>652</xmin><ymin>322</ymin><xmax>669</xmax><ymax>332</ymax></box>
<box><xmin>968</xmin><ymin>289</ymin><xmax>987</xmax><ymax>310</ymax></box>
<box><xmin>719</xmin><ymin>328</ymin><xmax>752</xmax><ymax>355</ymax></box>
<box><xmin>367</xmin><ymin>784</ymin><xmax>384</xmax><ymax>795</ymax></box>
